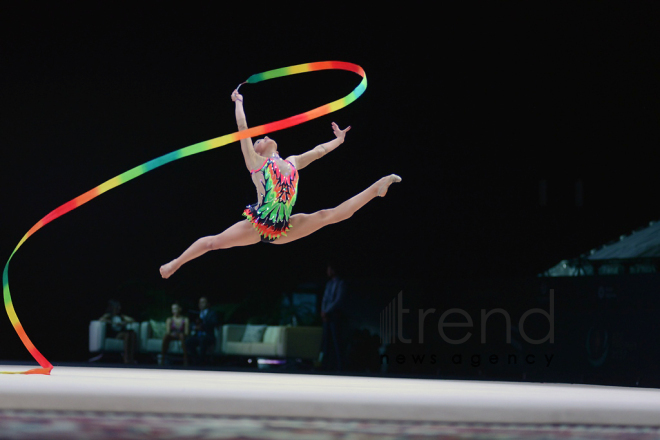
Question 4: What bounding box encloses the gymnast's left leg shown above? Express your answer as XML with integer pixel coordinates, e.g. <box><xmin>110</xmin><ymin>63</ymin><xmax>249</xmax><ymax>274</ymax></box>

<box><xmin>273</xmin><ymin>174</ymin><xmax>401</xmax><ymax>245</ymax></box>
<box><xmin>160</xmin><ymin>219</ymin><xmax>260</xmax><ymax>279</ymax></box>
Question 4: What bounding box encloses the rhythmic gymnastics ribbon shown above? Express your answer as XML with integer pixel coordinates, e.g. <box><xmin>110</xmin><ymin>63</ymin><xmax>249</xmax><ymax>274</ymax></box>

<box><xmin>2</xmin><ymin>61</ymin><xmax>366</xmax><ymax>375</ymax></box>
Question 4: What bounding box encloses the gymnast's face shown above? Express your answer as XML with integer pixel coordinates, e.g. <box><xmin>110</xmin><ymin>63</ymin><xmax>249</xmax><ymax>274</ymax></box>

<box><xmin>254</xmin><ymin>136</ymin><xmax>277</xmax><ymax>156</ymax></box>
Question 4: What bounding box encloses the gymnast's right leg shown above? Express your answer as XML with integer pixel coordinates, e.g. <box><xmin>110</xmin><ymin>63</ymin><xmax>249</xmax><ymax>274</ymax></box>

<box><xmin>160</xmin><ymin>219</ymin><xmax>260</xmax><ymax>279</ymax></box>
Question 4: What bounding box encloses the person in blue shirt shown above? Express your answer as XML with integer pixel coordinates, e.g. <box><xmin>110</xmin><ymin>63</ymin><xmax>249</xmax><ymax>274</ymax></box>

<box><xmin>185</xmin><ymin>297</ymin><xmax>218</xmax><ymax>365</ymax></box>
<box><xmin>320</xmin><ymin>262</ymin><xmax>346</xmax><ymax>371</ymax></box>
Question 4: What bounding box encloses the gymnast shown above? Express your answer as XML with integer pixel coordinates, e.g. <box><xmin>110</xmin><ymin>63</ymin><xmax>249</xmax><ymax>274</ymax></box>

<box><xmin>159</xmin><ymin>89</ymin><xmax>400</xmax><ymax>279</ymax></box>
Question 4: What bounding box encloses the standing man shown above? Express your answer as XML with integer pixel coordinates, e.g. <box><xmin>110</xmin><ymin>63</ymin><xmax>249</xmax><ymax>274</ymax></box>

<box><xmin>186</xmin><ymin>296</ymin><xmax>218</xmax><ymax>365</ymax></box>
<box><xmin>320</xmin><ymin>262</ymin><xmax>346</xmax><ymax>371</ymax></box>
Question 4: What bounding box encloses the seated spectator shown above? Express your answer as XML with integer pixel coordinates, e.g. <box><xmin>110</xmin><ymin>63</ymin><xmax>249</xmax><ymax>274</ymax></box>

<box><xmin>160</xmin><ymin>302</ymin><xmax>190</xmax><ymax>366</ymax></box>
<box><xmin>99</xmin><ymin>300</ymin><xmax>136</xmax><ymax>364</ymax></box>
<box><xmin>186</xmin><ymin>296</ymin><xmax>218</xmax><ymax>365</ymax></box>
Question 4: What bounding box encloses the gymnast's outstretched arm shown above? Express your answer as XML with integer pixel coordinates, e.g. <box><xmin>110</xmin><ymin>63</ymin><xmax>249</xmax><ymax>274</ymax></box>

<box><xmin>232</xmin><ymin>89</ymin><xmax>263</xmax><ymax>171</ymax></box>
<box><xmin>287</xmin><ymin>122</ymin><xmax>351</xmax><ymax>170</ymax></box>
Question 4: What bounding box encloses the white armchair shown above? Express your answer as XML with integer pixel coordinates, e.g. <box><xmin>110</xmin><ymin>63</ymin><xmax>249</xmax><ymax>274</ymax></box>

<box><xmin>222</xmin><ymin>324</ymin><xmax>322</xmax><ymax>359</ymax></box>
<box><xmin>89</xmin><ymin>320</ymin><xmax>140</xmax><ymax>353</ymax></box>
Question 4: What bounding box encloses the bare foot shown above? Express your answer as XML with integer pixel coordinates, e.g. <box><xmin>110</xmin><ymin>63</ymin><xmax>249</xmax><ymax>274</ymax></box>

<box><xmin>160</xmin><ymin>260</ymin><xmax>178</xmax><ymax>279</ymax></box>
<box><xmin>377</xmin><ymin>174</ymin><xmax>402</xmax><ymax>197</ymax></box>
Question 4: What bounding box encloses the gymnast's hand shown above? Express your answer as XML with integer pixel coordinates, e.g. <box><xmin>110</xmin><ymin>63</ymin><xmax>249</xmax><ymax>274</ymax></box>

<box><xmin>332</xmin><ymin>122</ymin><xmax>351</xmax><ymax>142</ymax></box>
<box><xmin>231</xmin><ymin>89</ymin><xmax>243</xmax><ymax>103</ymax></box>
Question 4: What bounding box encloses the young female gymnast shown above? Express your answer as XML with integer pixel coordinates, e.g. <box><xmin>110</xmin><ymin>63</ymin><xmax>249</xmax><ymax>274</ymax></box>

<box><xmin>160</xmin><ymin>302</ymin><xmax>189</xmax><ymax>366</ymax></box>
<box><xmin>159</xmin><ymin>89</ymin><xmax>401</xmax><ymax>279</ymax></box>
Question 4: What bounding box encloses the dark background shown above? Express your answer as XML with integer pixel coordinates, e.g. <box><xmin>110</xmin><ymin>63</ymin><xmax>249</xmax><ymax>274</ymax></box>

<box><xmin>1</xmin><ymin>3</ymin><xmax>658</xmax><ymax>379</ymax></box>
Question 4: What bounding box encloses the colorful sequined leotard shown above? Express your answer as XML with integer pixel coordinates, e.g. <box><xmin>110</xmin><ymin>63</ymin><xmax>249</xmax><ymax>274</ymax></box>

<box><xmin>243</xmin><ymin>157</ymin><xmax>299</xmax><ymax>243</ymax></box>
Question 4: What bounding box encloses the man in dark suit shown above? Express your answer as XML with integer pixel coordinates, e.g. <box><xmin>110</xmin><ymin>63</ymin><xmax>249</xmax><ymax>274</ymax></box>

<box><xmin>320</xmin><ymin>262</ymin><xmax>346</xmax><ymax>371</ymax></box>
<box><xmin>186</xmin><ymin>296</ymin><xmax>218</xmax><ymax>365</ymax></box>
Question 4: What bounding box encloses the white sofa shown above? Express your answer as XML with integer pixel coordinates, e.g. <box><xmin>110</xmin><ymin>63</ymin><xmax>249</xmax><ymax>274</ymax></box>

<box><xmin>139</xmin><ymin>321</ymin><xmax>222</xmax><ymax>355</ymax></box>
<box><xmin>89</xmin><ymin>320</ymin><xmax>141</xmax><ymax>353</ymax></box>
<box><xmin>222</xmin><ymin>324</ymin><xmax>322</xmax><ymax>359</ymax></box>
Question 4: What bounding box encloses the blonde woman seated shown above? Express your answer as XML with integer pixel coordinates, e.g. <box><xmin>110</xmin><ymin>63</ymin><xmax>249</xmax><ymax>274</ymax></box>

<box><xmin>160</xmin><ymin>302</ymin><xmax>190</xmax><ymax>366</ymax></box>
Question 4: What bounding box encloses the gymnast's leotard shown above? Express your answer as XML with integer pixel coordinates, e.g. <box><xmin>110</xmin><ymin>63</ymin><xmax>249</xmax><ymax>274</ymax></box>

<box><xmin>243</xmin><ymin>157</ymin><xmax>299</xmax><ymax>243</ymax></box>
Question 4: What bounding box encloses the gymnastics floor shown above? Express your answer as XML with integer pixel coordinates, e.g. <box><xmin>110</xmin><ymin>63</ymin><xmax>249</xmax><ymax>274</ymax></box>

<box><xmin>1</xmin><ymin>365</ymin><xmax>660</xmax><ymax>439</ymax></box>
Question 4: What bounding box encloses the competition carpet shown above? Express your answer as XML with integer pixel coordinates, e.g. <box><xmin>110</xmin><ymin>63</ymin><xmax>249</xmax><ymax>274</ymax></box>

<box><xmin>1</xmin><ymin>365</ymin><xmax>659</xmax><ymax>439</ymax></box>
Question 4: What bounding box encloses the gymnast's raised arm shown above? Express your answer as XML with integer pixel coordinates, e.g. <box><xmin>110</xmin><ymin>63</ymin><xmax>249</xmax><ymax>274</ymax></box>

<box><xmin>286</xmin><ymin>122</ymin><xmax>351</xmax><ymax>171</ymax></box>
<box><xmin>232</xmin><ymin>89</ymin><xmax>263</xmax><ymax>171</ymax></box>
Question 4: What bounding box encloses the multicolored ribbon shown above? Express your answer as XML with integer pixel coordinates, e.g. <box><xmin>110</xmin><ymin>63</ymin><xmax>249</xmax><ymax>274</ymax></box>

<box><xmin>2</xmin><ymin>61</ymin><xmax>366</xmax><ymax>375</ymax></box>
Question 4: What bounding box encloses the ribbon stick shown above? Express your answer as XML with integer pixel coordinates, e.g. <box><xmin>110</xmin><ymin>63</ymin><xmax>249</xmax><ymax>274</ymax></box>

<box><xmin>2</xmin><ymin>61</ymin><xmax>367</xmax><ymax>374</ymax></box>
